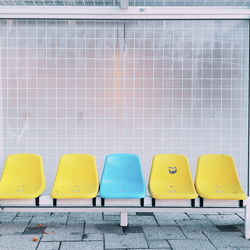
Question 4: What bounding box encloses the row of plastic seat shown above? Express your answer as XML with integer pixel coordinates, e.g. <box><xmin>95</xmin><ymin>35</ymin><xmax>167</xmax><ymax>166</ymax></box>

<box><xmin>0</xmin><ymin>153</ymin><xmax>246</xmax><ymax>206</ymax></box>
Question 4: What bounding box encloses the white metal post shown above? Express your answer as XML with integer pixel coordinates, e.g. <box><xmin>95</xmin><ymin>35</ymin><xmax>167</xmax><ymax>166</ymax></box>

<box><xmin>120</xmin><ymin>212</ymin><xmax>128</xmax><ymax>226</ymax></box>
<box><xmin>245</xmin><ymin>198</ymin><xmax>250</xmax><ymax>239</ymax></box>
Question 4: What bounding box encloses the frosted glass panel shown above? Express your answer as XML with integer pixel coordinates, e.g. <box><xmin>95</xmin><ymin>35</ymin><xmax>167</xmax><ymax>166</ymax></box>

<box><xmin>0</xmin><ymin>20</ymin><xmax>248</xmax><ymax>194</ymax></box>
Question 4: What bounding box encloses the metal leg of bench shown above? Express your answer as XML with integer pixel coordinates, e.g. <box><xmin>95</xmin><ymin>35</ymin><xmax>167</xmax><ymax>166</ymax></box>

<box><xmin>152</xmin><ymin>198</ymin><xmax>156</xmax><ymax>207</ymax></box>
<box><xmin>245</xmin><ymin>198</ymin><xmax>250</xmax><ymax>239</ymax></box>
<box><xmin>53</xmin><ymin>198</ymin><xmax>57</xmax><ymax>207</ymax></box>
<box><xmin>92</xmin><ymin>198</ymin><xmax>96</xmax><ymax>207</ymax></box>
<box><xmin>200</xmin><ymin>197</ymin><xmax>204</xmax><ymax>207</ymax></box>
<box><xmin>191</xmin><ymin>199</ymin><xmax>195</xmax><ymax>207</ymax></box>
<box><xmin>101</xmin><ymin>198</ymin><xmax>105</xmax><ymax>207</ymax></box>
<box><xmin>35</xmin><ymin>197</ymin><xmax>40</xmax><ymax>207</ymax></box>
<box><xmin>120</xmin><ymin>212</ymin><xmax>128</xmax><ymax>227</ymax></box>
<box><xmin>140</xmin><ymin>198</ymin><xmax>144</xmax><ymax>207</ymax></box>
<box><xmin>239</xmin><ymin>200</ymin><xmax>243</xmax><ymax>208</ymax></box>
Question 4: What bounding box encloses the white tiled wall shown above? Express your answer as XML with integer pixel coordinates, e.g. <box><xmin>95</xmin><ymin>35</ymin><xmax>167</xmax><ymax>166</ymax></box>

<box><xmin>0</xmin><ymin>19</ymin><xmax>248</xmax><ymax>194</ymax></box>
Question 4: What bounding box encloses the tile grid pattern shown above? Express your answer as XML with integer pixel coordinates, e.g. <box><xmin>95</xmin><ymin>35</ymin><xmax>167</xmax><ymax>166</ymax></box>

<box><xmin>0</xmin><ymin>19</ymin><xmax>249</xmax><ymax>194</ymax></box>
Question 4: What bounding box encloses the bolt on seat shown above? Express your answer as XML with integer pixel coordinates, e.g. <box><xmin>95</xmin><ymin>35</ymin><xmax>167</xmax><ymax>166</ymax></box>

<box><xmin>195</xmin><ymin>154</ymin><xmax>247</xmax><ymax>200</ymax></box>
<box><xmin>99</xmin><ymin>154</ymin><xmax>146</xmax><ymax>199</ymax></box>
<box><xmin>149</xmin><ymin>154</ymin><xmax>198</xmax><ymax>199</ymax></box>
<box><xmin>51</xmin><ymin>154</ymin><xmax>99</xmax><ymax>199</ymax></box>
<box><xmin>0</xmin><ymin>154</ymin><xmax>46</xmax><ymax>199</ymax></box>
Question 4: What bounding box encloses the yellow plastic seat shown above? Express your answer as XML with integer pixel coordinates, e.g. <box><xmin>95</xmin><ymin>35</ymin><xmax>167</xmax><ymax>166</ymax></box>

<box><xmin>149</xmin><ymin>154</ymin><xmax>198</xmax><ymax>199</ymax></box>
<box><xmin>0</xmin><ymin>154</ymin><xmax>46</xmax><ymax>199</ymax></box>
<box><xmin>51</xmin><ymin>154</ymin><xmax>99</xmax><ymax>199</ymax></box>
<box><xmin>195</xmin><ymin>154</ymin><xmax>247</xmax><ymax>200</ymax></box>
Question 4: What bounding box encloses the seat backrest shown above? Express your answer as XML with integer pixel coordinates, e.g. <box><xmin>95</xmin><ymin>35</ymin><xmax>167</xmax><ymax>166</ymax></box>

<box><xmin>54</xmin><ymin>154</ymin><xmax>98</xmax><ymax>185</ymax></box>
<box><xmin>101</xmin><ymin>154</ymin><xmax>145</xmax><ymax>186</ymax></box>
<box><xmin>149</xmin><ymin>154</ymin><xmax>194</xmax><ymax>186</ymax></box>
<box><xmin>195</xmin><ymin>154</ymin><xmax>242</xmax><ymax>188</ymax></box>
<box><xmin>1</xmin><ymin>154</ymin><xmax>45</xmax><ymax>190</ymax></box>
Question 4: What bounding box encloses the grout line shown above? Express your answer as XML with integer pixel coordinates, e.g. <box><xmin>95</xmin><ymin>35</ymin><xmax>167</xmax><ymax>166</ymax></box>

<box><xmin>58</xmin><ymin>241</ymin><xmax>62</xmax><ymax>250</ymax></box>
<box><xmin>201</xmin><ymin>231</ymin><xmax>218</xmax><ymax>249</ymax></box>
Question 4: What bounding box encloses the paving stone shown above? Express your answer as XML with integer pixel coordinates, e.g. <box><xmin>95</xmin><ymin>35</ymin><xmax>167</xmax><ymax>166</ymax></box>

<box><xmin>0</xmin><ymin>222</ymin><xmax>28</xmax><ymax>234</ymax></box>
<box><xmin>155</xmin><ymin>219</ymin><xmax>177</xmax><ymax>226</ymax></box>
<box><xmin>154</xmin><ymin>212</ymin><xmax>189</xmax><ymax>221</ymax></box>
<box><xmin>217</xmin><ymin>225</ymin><xmax>242</xmax><ymax>232</ymax></box>
<box><xmin>41</xmin><ymin>223</ymin><xmax>84</xmax><ymax>241</ymax></box>
<box><xmin>13</xmin><ymin>216</ymin><xmax>32</xmax><ymax>223</ymax></box>
<box><xmin>154</xmin><ymin>213</ymin><xmax>188</xmax><ymax>226</ymax></box>
<box><xmin>143</xmin><ymin>226</ymin><xmax>185</xmax><ymax>240</ymax></box>
<box><xmin>207</xmin><ymin>214</ymin><xmax>244</xmax><ymax>226</ymax></box>
<box><xmin>136</xmin><ymin>212</ymin><xmax>154</xmax><ymax>216</ymax></box>
<box><xmin>182</xmin><ymin>231</ymin><xmax>208</xmax><ymax>239</ymax></box>
<box><xmin>103</xmin><ymin>212</ymin><xmax>119</xmax><ymax>216</ymax></box>
<box><xmin>103</xmin><ymin>215</ymin><xmax>119</xmax><ymax>221</ymax></box>
<box><xmin>204</xmin><ymin>212</ymin><xmax>219</xmax><ymax>215</ymax></box>
<box><xmin>83</xmin><ymin>233</ymin><xmax>103</xmax><ymax>241</ymax></box>
<box><xmin>50</xmin><ymin>213</ymin><xmax>69</xmax><ymax>217</ymax></box>
<box><xmin>122</xmin><ymin>226</ymin><xmax>143</xmax><ymax>233</ymax></box>
<box><xmin>204</xmin><ymin>232</ymin><xmax>250</xmax><ymax>248</ymax></box>
<box><xmin>24</xmin><ymin>226</ymin><xmax>47</xmax><ymax>235</ymax></box>
<box><xmin>37</xmin><ymin>242</ymin><xmax>60</xmax><ymax>250</ymax></box>
<box><xmin>169</xmin><ymin>239</ymin><xmax>216</xmax><ymax>250</ymax></box>
<box><xmin>217</xmin><ymin>248</ymin><xmax>246</xmax><ymax>250</ymax></box>
<box><xmin>0</xmin><ymin>235</ymin><xmax>40</xmax><ymax>250</ymax></box>
<box><xmin>85</xmin><ymin>223</ymin><xmax>123</xmax><ymax>234</ymax></box>
<box><xmin>128</xmin><ymin>215</ymin><xmax>158</xmax><ymax>226</ymax></box>
<box><xmin>105</xmin><ymin>233</ymin><xmax>148</xmax><ymax>249</ymax></box>
<box><xmin>67</xmin><ymin>212</ymin><xmax>102</xmax><ymax>223</ymax></box>
<box><xmin>18</xmin><ymin>212</ymin><xmax>52</xmax><ymax>217</ymax></box>
<box><xmin>60</xmin><ymin>241</ymin><xmax>103</xmax><ymax>250</ymax></box>
<box><xmin>187</xmin><ymin>213</ymin><xmax>208</xmax><ymax>220</ymax></box>
<box><xmin>0</xmin><ymin>212</ymin><xmax>249</xmax><ymax>250</ymax></box>
<box><xmin>148</xmin><ymin>240</ymin><xmax>171</xmax><ymax>249</ymax></box>
<box><xmin>0</xmin><ymin>213</ymin><xmax>17</xmax><ymax>223</ymax></box>
<box><xmin>176</xmin><ymin>219</ymin><xmax>219</xmax><ymax>232</ymax></box>
<box><xmin>30</xmin><ymin>214</ymin><xmax>68</xmax><ymax>226</ymax></box>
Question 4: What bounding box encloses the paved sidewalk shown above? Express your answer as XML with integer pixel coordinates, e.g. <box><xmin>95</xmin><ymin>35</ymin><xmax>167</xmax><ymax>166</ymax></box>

<box><xmin>0</xmin><ymin>211</ymin><xmax>248</xmax><ymax>249</ymax></box>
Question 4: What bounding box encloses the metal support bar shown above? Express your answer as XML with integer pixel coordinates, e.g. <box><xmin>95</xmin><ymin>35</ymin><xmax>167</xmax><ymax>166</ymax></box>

<box><xmin>35</xmin><ymin>197</ymin><xmax>39</xmax><ymax>207</ymax></box>
<box><xmin>1</xmin><ymin>6</ymin><xmax>250</xmax><ymax>19</ymax></box>
<box><xmin>120</xmin><ymin>212</ymin><xmax>128</xmax><ymax>226</ymax></box>
<box><xmin>101</xmin><ymin>198</ymin><xmax>105</xmax><ymax>207</ymax></box>
<box><xmin>53</xmin><ymin>199</ymin><xmax>57</xmax><ymax>207</ymax></box>
<box><xmin>239</xmin><ymin>200</ymin><xmax>244</xmax><ymax>207</ymax></box>
<box><xmin>92</xmin><ymin>198</ymin><xmax>96</xmax><ymax>207</ymax></box>
<box><xmin>200</xmin><ymin>197</ymin><xmax>204</xmax><ymax>207</ymax></box>
<box><xmin>191</xmin><ymin>199</ymin><xmax>195</xmax><ymax>207</ymax></box>
<box><xmin>140</xmin><ymin>198</ymin><xmax>144</xmax><ymax>207</ymax></box>
<box><xmin>152</xmin><ymin>198</ymin><xmax>156</xmax><ymax>207</ymax></box>
<box><xmin>0</xmin><ymin>205</ymin><xmax>244</xmax><ymax>213</ymax></box>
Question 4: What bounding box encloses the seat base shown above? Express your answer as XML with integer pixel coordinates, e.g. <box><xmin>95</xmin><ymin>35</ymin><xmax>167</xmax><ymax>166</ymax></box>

<box><xmin>51</xmin><ymin>192</ymin><xmax>98</xmax><ymax>199</ymax></box>
<box><xmin>197</xmin><ymin>189</ymin><xmax>247</xmax><ymax>200</ymax></box>
<box><xmin>150</xmin><ymin>193</ymin><xmax>198</xmax><ymax>200</ymax></box>
<box><xmin>100</xmin><ymin>193</ymin><xmax>145</xmax><ymax>199</ymax></box>
<box><xmin>0</xmin><ymin>193</ymin><xmax>40</xmax><ymax>199</ymax></box>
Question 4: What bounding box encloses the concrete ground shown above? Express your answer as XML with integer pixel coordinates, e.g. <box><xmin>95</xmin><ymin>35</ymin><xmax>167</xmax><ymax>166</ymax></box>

<box><xmin>0</xmin><ymin>211</ymin><xmax>248</xmax><ymax>250</ymax></box>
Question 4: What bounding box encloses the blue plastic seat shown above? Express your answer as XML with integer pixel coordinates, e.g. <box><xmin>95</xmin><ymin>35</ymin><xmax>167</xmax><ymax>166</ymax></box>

<box><xmin>99</xmin><ymin>154</ymin><xmax>146</xmax><ymax>199</ymax></box>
